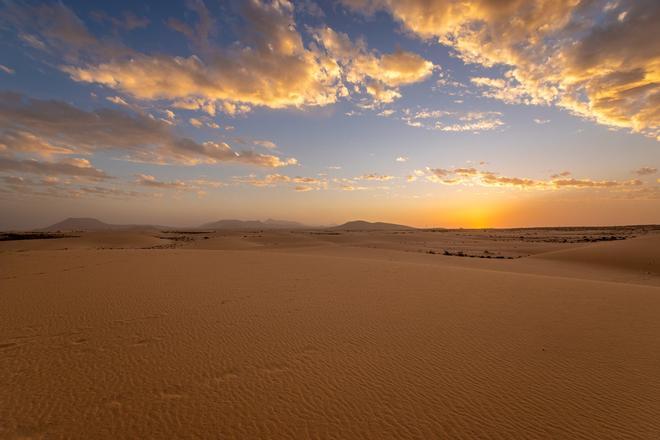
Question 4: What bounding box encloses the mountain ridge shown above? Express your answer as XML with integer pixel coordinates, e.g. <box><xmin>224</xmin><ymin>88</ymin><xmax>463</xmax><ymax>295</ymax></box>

<box><xmin>329</xmin><ymin>220</ymin><xmax>415</xmax><ymax>231</ymax></box>
<box><xmin>200</xmin><ymin>218</ymin><xmax>308</xmax><ymax>229</ymax></box>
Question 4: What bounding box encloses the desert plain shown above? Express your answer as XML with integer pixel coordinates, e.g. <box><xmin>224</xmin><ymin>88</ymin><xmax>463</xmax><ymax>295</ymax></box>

<box><xmin>1</xmin><ymin>222</ymin><xmax>659</xmax><ymax>439</ymax></box>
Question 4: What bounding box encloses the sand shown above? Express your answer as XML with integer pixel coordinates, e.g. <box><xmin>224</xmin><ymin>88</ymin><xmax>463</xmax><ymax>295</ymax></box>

<box><xmin>1</xmin><ymin>227</ymin><xmax>659</xmax><ymax>439</ymax></box>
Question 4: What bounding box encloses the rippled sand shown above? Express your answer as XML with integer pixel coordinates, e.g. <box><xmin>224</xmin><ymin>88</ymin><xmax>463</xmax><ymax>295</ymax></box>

<box><xmin>1</xmin><ymin>228</ymin><xmax>659</xmax><ymax>438</ymax></box>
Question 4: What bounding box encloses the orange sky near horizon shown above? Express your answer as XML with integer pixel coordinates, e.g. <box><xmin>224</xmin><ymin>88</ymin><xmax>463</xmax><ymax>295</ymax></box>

<box><xmin>0</xmin><ymin>0</ymin><xmax>658</xmax><ymax>229</ymax></box>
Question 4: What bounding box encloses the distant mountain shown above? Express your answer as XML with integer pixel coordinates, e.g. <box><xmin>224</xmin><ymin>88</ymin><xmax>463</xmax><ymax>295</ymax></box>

<box><xmin>200</xmin><ymin>219</ymin><xmax>307</xmax><ymax>230</ymax></box>
<box><xmin>43</xmin><ymin>217</ymin><xmax>409</xmax><ymax>232</ymax></box>
<box><xmin>41</xmin><ymin>218</ymin><xmax>165</xmax><ymax>232</ymax></box>
<box><xmin>42</xmin><ymin>217</ymin><xmax>116</xmax><ymax>231</ymax></box>
<box><xmin>263</xmin><ymin>218</ymin><xmax>307</xmax><ymax>228</ymax></box>
<box><xmin>330</xmin><ymin>220</ymin><xmax>415</xmax><ymax>231</ymax></box>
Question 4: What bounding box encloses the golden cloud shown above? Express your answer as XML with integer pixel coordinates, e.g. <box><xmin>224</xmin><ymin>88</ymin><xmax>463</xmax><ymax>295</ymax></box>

<box><xmin>342</xmin><ymin>0</ymin><xmax>659</xmax><ymax>139</ymax></box>
<box><xmin>135</xmin><ymin>174</ymin><xmax>190</xmax><ymax>190</ymax></box>
<box><xmin>1</xmin><ymin>0</ymin><xmax>341</xmax><ymax>112</ymax></box>
<box><xmin>419</xmin><ymin>166</ymin><xmax>646</xmax><ymax>190</ymax></box>
<box><xmin>233</xmin><ymin>173</ymin><xmax>327</xmax><ymax>190</ymax></box>
<box><xmin>133</xmin><ymin>174</ymin><xmax>225</xmax><ymax>193</ymax></box>
<box><xmin>356</xmin><ymin>173</ymin><xmax>395</xmax><ymax>181</ymax></box>
<box><xmin>5</xmin><ymin>1</ymin><xmax>433</xmax><ymax>112</ymax></box>
<box><xmin>312</xmin><ymin>27</ymin><xmax>434</xmax><ymax>103</ymax></box>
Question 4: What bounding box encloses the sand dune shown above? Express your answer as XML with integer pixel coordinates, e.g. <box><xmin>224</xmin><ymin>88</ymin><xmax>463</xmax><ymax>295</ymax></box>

<box><xmin>0</xmin><ymin>231</ymin><xmax>169</xmax><ymax>251</ymax></box>
<box><xmin>533</xmin><ymin>233</ymin><xmax>660</xmax><ymax>275</ymax></box>
<box><xmin>1</xmin><ymin>228</ymin><xmax>659</xmax><ymax>438</ymax></box>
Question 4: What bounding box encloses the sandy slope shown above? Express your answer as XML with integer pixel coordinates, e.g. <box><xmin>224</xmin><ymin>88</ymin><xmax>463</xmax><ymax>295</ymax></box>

<box><xmin>533</xmin><ymin>233</ymin><xmax>660</xmax><ymax>274</ymax></box>
<box><xmin>0</xmin><ymin>230</ymin><xmax>167</xmax><ymax>251</ymax></box>
<box><xmin>1</xmin><ymin>235</ymin><xmax>660</xmax><ymax>439</ymax></box>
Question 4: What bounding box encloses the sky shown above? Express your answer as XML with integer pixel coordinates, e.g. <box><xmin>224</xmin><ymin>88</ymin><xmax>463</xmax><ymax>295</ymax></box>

<box><xmin>0</xmin><ymin>0</ymin><xmax>658</xmax><ymax>229</ymax></box>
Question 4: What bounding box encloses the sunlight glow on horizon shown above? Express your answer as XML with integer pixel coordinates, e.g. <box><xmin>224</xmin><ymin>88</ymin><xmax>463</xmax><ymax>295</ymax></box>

<box><xmin>0</xmin><ymin>0</ymin><xmax>657</xmax><ymax>229</ymax></box>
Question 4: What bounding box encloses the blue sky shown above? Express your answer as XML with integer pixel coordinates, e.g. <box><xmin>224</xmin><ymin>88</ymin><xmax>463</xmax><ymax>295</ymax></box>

<box><xmin>0</xmin><ymin>0</ymin><xmax>658</xmax><ymax>228</ymax></box>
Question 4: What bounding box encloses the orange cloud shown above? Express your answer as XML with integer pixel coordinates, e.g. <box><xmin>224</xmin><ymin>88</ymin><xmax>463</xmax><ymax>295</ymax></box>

<box><xmin>312</xmin><ymin>27</ymin><xmax>434</xmax><ymax>103</ymax></box>
<box><xmin>133</xmin><ymin>174</ymin><xmax>225</xmax><ymax>193</ymax></box>
<box><xmin>6</xmin><ymin>1</ymin><xmax>433</xmax><ymax>113</ymax></box>
<box><xmin>342</xmin><ymin>0</ymin><xmax>659</xmax><ymax>139</ymax></box>
<box><xmin>356</xmin><ymin>173</ymin><xmax>395</xmax><ymax>181</ymax></box>
<box><xmin>418</xmin><ymin>166</ymin><xmax>647</xmax><ymax>191</ymax></box>
<box><xmin>233</xmin><ymin>173</ymin><xmax>326</xmax><ymax>190</ymax></box>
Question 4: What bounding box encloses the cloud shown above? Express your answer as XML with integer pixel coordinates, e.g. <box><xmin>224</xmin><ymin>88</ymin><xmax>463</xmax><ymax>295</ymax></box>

<box><xmin>1</xmin><ymin>0</ymin><xmax>344</xmax><ymax>112</ymax></box>
<box><xmin>296</xmin><ymin>0</ymin><xmax>325</xmax><ymax>18</ymax></box>
<box><xmin>0</xmin><ymin>92</ymin><xmax>297</xmax><ymax>167</ymax></box>
<box><xmin>189</xmin><ymin>117</ymin><xmax>203</xmax><ymax>128</ymax></box>
<box><xmin>533</xmin><ymin>118</ymin><xmax>550</xmax><ymax>125</ymax></box>
<box><xmin>341</xmin><ymin>0</ymin><xmax>660</xmax><ymax>139</ymax></box>
<box><xmin>333</xmin><ymin>176</ymin><xmax>391</xmax><ymax>191</ymax></box>
<box><xmin>406</xmin><ymin>169</ymin><xmax>426</xmax><ymax>182</ymax></box>
<box><xmin>311</xmin><ymin>26</ymin><xmax>434</xmax><ymax>104</ymax></box>
<box><xmin>0</xmin><ymin>156</ymin><xmax>111</xmax><ymax>181</ymax></box>
<box><xmin>18</xmin><ymin>33</ymin><xmax>47</xmax><ymax>50</ymax></box>
<box><xmin>133</xmin><ymin>174</ymin><xmax>226</xmax><ymax>194</ymax></box>
<box><xmin>91</xmin><ymin>10</ymin><xmax>150</xmax><ymax>31</ymax></box>
<box><xmin>0</xmin><ymin>130</ymin><xmax>75</xmax><ymax>156</ymax></box>
<box><xmin>437</xmin><ymin>119</ymin><xmax>503</xmax><ymax>133</ymax></box>
<box><xmin>233</xmin><ymin>173</ymin><xmax>326</xmax><ymax>190</ymax></box>
<box><xmin>550</xmin><ymin>171</ymin><xmax>572</xmax><ymax>179</ymax></box>
<box><xmin>0</xmin><ymin>64</ymin><xmax>14</xmax><ymax>74</ymax></box>
<box><xmin>74</xmin><ymin>185</ymin><xmax>142</xmax><ymax>198</ymax></box>
<box><xmin>356</xmin><ymin>173</ymin><xmax>395</xmax><ymax>181</ymax></box>
<box><xmin>13</xmin><ymin>2</ymin><xmax>96</xmax><ymax>47</ymax></box>
<box><xmin>232</xmin><ymin>172</ymin><xmax>395</xmax><ymax>191</ymax></box>
<box><xmin>395</xmin><ymin>156</ymin><xmax>408</xmax><ymax>162</ymax></box>
<box><xmin>339</xmin><ymin>184</ymin><xmax>368</xmax><ymax>191</ymax></box>
<box><xmin>550</xmin><ymin>177</ymin><xmax>643</xmax><ymax>188</ymax></box>
<box><xmin>0</xmin><ymin>174</ymin><xmax>142</xmax><ymax>199</ymax></box>
<box><xmin>401</xmin><ymin>108</ymin><xmax>504</xmax><ymax>132</ymax></box>
<box><xmin>253</xmin><ymin>140</ymin><xmax>277</xmax><ymax>149</ymax></box>
<box><xmin>634</xmin><ymin>167</ymin><xmax>657</xmax><ymax>176</ymax></box>
<box><xmin>470</xmin><ymin>76</ymin><xmax>533</xmax><ymax>105</ymax></box>
<box><xmin>416</xmin><ymin>166</ymin><xmax>646</xmax><ymax>190</ymax></box>
<box><xmin>135</xmin><ymin>174</ymin><xmax>189</xmax><ymax>190</ymax></box>
<box><xmin>106</xmin><ymin>95</ymin><xmax>133</xmax><ymax>108</ymax></box>
<box><xmin>4</xmin><ymin>1</ymin><xmax>433</xmax><ymax>113</ymax></box>
<box><xmin>452</xmin><ymin>167</ymin><xmax>480</xmax><ymax>176</ymax></box>
<box><xmin>57</xmin><ymin>1</ymin><xmax>348</xmax><ymax>112</ymax></box>
<box><xmin>1</xmin><ymin>1</ymin><xmax>121</xmax><ymax>60</ymax></box>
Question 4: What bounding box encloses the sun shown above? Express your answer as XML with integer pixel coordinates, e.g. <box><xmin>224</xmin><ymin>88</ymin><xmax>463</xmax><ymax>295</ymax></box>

<box><xmin>451</xmin><ymin>206</ymin><xmax>493</xmax><ymax>229</ymax></box>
